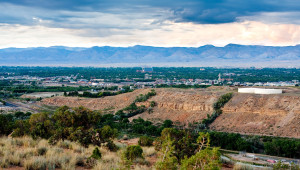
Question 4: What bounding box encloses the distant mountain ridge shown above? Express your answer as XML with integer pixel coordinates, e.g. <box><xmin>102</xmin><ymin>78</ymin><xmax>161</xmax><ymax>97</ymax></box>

<box><xmin>1</xmin><ymin>44</ymin><xmax>300</xmax><ymax>67</ymax></box>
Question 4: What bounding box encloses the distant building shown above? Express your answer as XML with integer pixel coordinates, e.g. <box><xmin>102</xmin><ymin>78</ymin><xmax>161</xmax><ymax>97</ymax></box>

<box><xmin>145</xmin><ymin>74</ymin><xmax>152</xmax><ymax>79</ymax></box>
<box><xmin>142</xmin><ymin>67</ymin><xmax>153</xmax><ymax>73</ymax></box>
<box><xmin>238</xmin><ymin>88</ymin><xmax>282</xmax><ymax>94</ymax></box>
<box><xmin>292</xmin><ymin>80</ymin><xmax>299</xmax><ymax>84</ymax></box>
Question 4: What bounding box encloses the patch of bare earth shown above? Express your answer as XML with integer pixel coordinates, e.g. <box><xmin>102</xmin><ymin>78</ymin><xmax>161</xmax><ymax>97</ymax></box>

<box><xmin>131</xmin><ymin>88</ymin><xmax>223</xmax><ymax>125</ymax></box>
<box><xmin>210</xmin><ymin>93</ymin><xmax>300</xmax><ymax>138</ymax></box>
<box><xmin>40</xmin><ymin>89</ymin><xmax>152</xmax><ymax>112</ymax></box>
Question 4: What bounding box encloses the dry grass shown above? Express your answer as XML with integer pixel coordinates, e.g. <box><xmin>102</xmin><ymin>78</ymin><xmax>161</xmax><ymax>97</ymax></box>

<box><xmin>0</xmin><ymin>136</ymin><xmax>157</xmax><ymax>169</ymax></box>
<box><xmin>233</xmin><ymin>162</ymin><xmax>272</xmax><ymax>170</ymax></box>
<box><xmin>0</xmin><ymin>136</ymin><xmax>94</xmax><ymax>169</ymax></box>
<box><xmin>233</xmin><ymin>162</ymin><xmax>255</xmax><ymax>170</ymax></box>
<box><xmin>142</xmin><ymin>146</ymin><xmax>156</xmax><ymax>157</ymax></box>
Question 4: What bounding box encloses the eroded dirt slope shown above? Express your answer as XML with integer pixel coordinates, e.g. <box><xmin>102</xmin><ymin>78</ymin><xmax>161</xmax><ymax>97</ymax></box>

<box><xmin>40</xmin><ymin>87</ymin><xmax>300</xmax><ymax>138</ymax></box>
<box><xmin>210</xmin><ymin>93</ymin><xmax>300</xmax><ymax>138</ymax></box>
<box><xmin>131</xmin><ymin>88</ymin><xmax>222</xmax><ymax>125</ymax></box>
<box><xmin>41</xmin><ymin>88</ymin><xmax>223</xmax><ymax>124</ymax></box>
<box><xmin>41</xmin><ymin>89</ymin><xmax>152</xmax><ymax>111</ymax></box>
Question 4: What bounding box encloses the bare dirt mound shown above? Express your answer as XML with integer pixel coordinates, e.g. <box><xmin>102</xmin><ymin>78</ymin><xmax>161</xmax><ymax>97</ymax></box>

<box><xmin>210</xmin><ymin>93</ymin><xmax>300</xmax><ymax>138</ymax></box>
<box><xmin>131</xmin><ymin>88</ymin><xmax>223</xmax><ymax>125</ymax></box>
<box><xmin>41</xmin><ymin>88</ymin><xmax>224</xmax><ymax>124</ymax></box>
<box><xmin>40</xmin><ymin>89</ymin><xmax>152</xmax><ymax>111</ymax></box>
<box><xmin>40</xmin><ymin>87</ymin><xmax>300</xmax><ymax>138</ymax></box>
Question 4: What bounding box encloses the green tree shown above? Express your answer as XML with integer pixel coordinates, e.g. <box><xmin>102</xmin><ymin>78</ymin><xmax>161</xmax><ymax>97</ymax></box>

<box><xmin>11</xmin><ymin>120</ymin><xmax>30</xmax><ymax>137</ymax></box>
<box><xmin>29</xmin><ymin>112</ymin><xmax>54</xmax><ymax>139</ymax></box>
<box><xmin>138</xmin><ymin>136</ymin><xmax>154</xmax><ymax>146</ymax></box>
<box><xmin>90</xmin><ymin>147</ymin><xmax>102</xmax><ymax>160</ymax></box>
<box><xmin>124</xmin><ymin>145</ymin><xmax>144</xmax><ymax>161</ymax></box>
<box><xmin>180</xmin><ymin>132</ymin><xmax>221</xmax><ymax>170</ymax></box>
<box><xmin>91</xmin><ymin>125</ymin><xmax>118</xmax><ymax>145</ymax></box>
<box><xmin>155</xmin><ymin>128</ymin><xmax>196</xmax><ymax>161</ymax></box>
<box><xmin>155</xmin><ymin>135</ymin><xmax>178</xmax><ymax>170</ymax></box>
<box><xmin>0</xmin><ymin>114</ymin><xmax>14</xmax><ymax>135</ymax></box>
<box><xmin>162</xmin><ymin>120</ymin><xmax>173</xmax><ymax>128</ymax></box>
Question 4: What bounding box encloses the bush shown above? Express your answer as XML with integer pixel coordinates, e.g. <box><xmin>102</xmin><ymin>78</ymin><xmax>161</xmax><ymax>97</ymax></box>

<box><xmin>180</xmin><ymin>132</ymin><xmax>221</xmax><ymax>170</ymax></box>
<box><xmin>90</xmin><ymin>147</ymin><xmax>102</xmax><ymax>160</ymax></box>
<box><xmin>201</xmin><ymin>93</ymin><xmax>233</xmax><ymax>128</ymax></box>
<box><xmin>150</xmin><ymin>101</ymin><xmax>156</xmax><ymax>107</ymax></box>
<box><xmin>155</xmin><ymin>128</ymin><xmax>197</xmax><ymax>161</ymax></box>
<box><xmin>36</xmin><ymin>147</ymin><xmax>47</xmax><ymax>156</ymax></box>
<box><xmin>24</xmin><ymin>157</ymin><xmax>47</xmax><ymax>170</ymax></box>
<box><xmin>138</xmin><ymin>136</ymin><xmax>154</xmax><ymax>146</ymax></box>
<box><xmin>58</xmin><ymin>140</ymin><xmax>72</xmax><ymax>149</ymax></box>
<box><xmin>106</xmin><ymin>140</ymin><xmax>119</xmax><ymax>152</ymax></box>
<box><xmin>155</xmin><ymin>136</ymin><xmax>178</xmax><ymax>170</ymax></box>
<box><xmin>162</xmin><ymin>120</ymin><xmax>173</xmax><ymax>128</ymax></box>
<box><xmin>181</xmin><ymin>147</ymin><xmax>221</xmax><ymax>170</ymax></box>
<box><xmin>134</xmin><ymin>90</ymin><xmax>156</xmax><ymax>103</ymax></box>
<box><xmin>29</xmin><ymin>112</ymin><xmax>54</xmax><ymax>139</ymax></box>
<box><xmin>0</xmin><ymin>114</ymin><xmax>14</xmax><ymax>135</ymax></box>
<box><xmin>124</xmin><ymin>145</ymin><xmax>144</xmax><ymax>161</ymax></box>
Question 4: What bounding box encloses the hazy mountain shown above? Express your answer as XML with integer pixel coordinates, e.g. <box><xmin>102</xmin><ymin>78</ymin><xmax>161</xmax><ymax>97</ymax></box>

<box><xmin>1</xmin><ymin>44</ymin><xmax>300</xmax><ymax>67</ymax></box>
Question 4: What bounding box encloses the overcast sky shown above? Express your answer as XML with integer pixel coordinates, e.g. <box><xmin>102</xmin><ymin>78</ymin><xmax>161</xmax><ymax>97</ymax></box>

<box><xmin>1</xmin><ymin>0</ymin><xmax>300</xmax><ymax>48</ymax></box>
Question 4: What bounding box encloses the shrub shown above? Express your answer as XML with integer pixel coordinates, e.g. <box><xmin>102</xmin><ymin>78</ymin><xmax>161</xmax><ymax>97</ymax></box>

<box><xmin>138</xmin><ymin>136</ymin><xmax>154</xmax><ymax>146</ymax></box>
<box><xmin>24</xmin><ymin>157</ymin><xmax>47</xmax><ymax>170</ymax></box>
<box><xmin>180</xmin><ymin>132</ymin><xmax>221</xmax><ymax>170</ymax></box>
<box><xmin>124</xmin><ymin>145</ymin><xmax>144</xmax><ymax>161</ymax></box>
<box><xmin>106</xmin><ymin>140</ymin><xmax>119</xmax><ymax>152</ymax></box>
<box><xmin>155</xmin><ymin>128</ymin><xmax>197</xmax><ymax>161</ymax></box>
<box><xmin>150</xmin><ymin>101</ymin><xmax>156</xmax><ymax>107</ymax></box>
<box><xmin>155</xmin><ymin>136</ymin><xmax>178</xmax><ymax>170</ymax></box>
<box><xmin>162</xmin><ymin>120</ymin><xmax>173</xmax><ymax>128</ymax></box>
<box><xmin>36</xmin><ymin>147</ymin><xmax>47</xmax><ymax>156</ymax></box>
<box><xmin>29</xmin><ymin>112</ymin><xmax>54</xmax><ymax>139</ymax></box>
<box><xmin>0</xmin><ymin>114</ymin><xmax>14</xmax><ymax>135</ymax></box>
<box><xmin>12</xmin><ymin>120</ymin><xmax>30</xmax><ymax>137</ymax></box>
<box><xmin>181</xmin><ymin>147</ymin><xmax>221</xmax><ymax>170</ymax></box>
<box><xmin>273</xmin><ymin>161</ymin><xmax>299</xmax><ymax>170</ymax></box>
<box><xmin>11</xmin><ymin>139</ymin><xmax>24</xmax><ymax>147</ymax></box>
<box><xmin>75</xmin><ymin>155</ymin><xmax>85</xmax><ymax>167</ymax></box>
<box><xmin>58</xmin><ymin>140</ymin><xmax>72</xmax><ymax>149</ymax></box>
<box><xmin>90</xmin><ymin>147</ymin><xmax>102</xmax><ymax>160</ymax></box>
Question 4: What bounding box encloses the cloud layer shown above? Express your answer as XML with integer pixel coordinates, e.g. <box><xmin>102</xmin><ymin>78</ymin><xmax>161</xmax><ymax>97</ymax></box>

<box><xmin>1</xmin><ymin>0</ymin><xmax>300</xmax><ymax>48</ymax></box>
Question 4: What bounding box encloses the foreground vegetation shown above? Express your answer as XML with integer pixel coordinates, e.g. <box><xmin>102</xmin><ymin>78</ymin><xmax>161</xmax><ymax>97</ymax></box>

<box><xmin>0</xmin><ymin>136</ymin><xmax>156</xmax><ymax>169</ymax></box>
<box><xmin>1</xmin><ymin>101</ymin><xmax>300</xmax><ymax>159</ymax></box>
<box><xmin>1</xmin><ymin>106</ymin><xmax>300</xmax><ymax>169</ymax></box>
<box><xmin>1</xmin><ymin>90</ymin><xmax>300</xmax><ymax>169</ymax></box>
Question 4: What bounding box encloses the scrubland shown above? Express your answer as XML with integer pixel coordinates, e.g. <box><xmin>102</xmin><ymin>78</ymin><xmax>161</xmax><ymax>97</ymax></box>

<box><xmin>0</xmin><ymin>136</ymin><xmax>156</xmax><ymax>170</ymax></box>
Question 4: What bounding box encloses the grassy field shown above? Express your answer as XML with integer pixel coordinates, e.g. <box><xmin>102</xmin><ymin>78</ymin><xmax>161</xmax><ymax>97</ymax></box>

<box><xmin>0</xmin><ymin>136</ymin><xmax>156</xmax><ymax>170</ymax></box>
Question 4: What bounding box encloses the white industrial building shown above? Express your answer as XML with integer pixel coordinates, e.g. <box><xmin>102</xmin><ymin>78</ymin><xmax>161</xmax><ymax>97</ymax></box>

<box><xmin>238</xmin><ymin>88</ymin><xmax>282</xmax><ymax>94</ymax></box>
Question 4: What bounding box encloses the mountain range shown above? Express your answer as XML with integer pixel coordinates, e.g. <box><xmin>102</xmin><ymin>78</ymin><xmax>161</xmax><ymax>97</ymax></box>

<box><xmin>1</xmin><ymin>44</ymin><xmax>300</xmax><ymax>67</ymax></box>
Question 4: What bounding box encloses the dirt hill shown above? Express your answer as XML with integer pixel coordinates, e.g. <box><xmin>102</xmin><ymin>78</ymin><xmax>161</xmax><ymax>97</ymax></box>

<box><xmin>41</xmin><ymin>89</ymin><xmax>152</xmax><ymax>112</ymax></box>
<box><xmin>40</xmin><ymin>87</ymin><xmax>300</xmax><ymax>138</ymax></box>
<box><xmin>133</xmin><ymin>89</ymin><xmax>223</xmax><ymax>125</ymax></box>
<box><xmin>210</xmin><ymin>93</ymin><xmax>300</xmax><ymax>138</ymax></box>
<box><xmin>41</xmin><ymin>88</ymin><xmax>224</xmax><ymax>124</ymax></box>
<box><xmin>132</xmin><ymin>88</ymin><xmax>222</xmax><ymax>125</ymax></box>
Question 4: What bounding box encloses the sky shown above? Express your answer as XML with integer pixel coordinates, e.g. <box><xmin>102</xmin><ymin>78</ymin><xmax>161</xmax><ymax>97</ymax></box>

<box><xmin>1</xmin><ymin>0</ymin><xmax>300</xmax><ymax>48</ymax></box>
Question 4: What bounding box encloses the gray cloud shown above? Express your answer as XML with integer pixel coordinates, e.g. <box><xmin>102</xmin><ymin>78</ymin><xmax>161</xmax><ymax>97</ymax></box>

<box><xmin>1</xmin><ymin>0</ymin><xmax>300</xmax><ymax>46</ymax></box>
<box><xmin>1</xmin><ymin>0</ymin><xmax>300</xmax><ymax>26</ymax></box>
